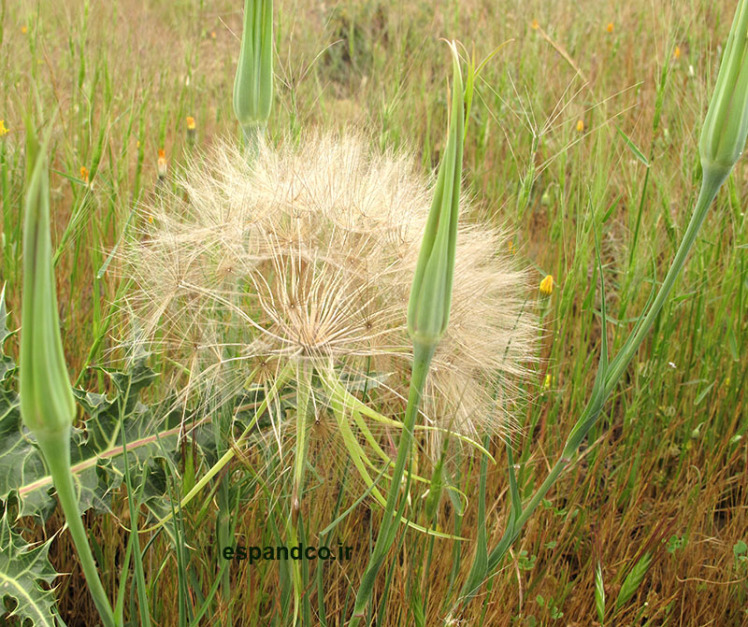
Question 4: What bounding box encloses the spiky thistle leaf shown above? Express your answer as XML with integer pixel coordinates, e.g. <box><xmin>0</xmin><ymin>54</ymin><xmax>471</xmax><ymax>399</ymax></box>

<box><xmin>0</xmin><ymin>508</ymin><xmax>61</xmax><ymax>626</ymax></box>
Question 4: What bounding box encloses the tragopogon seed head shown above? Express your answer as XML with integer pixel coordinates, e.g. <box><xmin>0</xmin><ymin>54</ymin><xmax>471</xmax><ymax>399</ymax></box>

<box><xmin>123</xmin><ymin>132</ymin><xmax>536</xmax><ymax>448</ymax></box>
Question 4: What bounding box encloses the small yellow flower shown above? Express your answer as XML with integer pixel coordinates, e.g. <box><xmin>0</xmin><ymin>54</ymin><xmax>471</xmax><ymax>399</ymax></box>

<box><xmin>21</xmin><ymin>25</ymin><xmax>28</xmax><ymax>34</ymax></box>
<box><xmin>539</xmin><ymin>274</ymin><xmax>554</xmax><ymax>295</ymax></box>
<box><xmin>186</xmin><ymin>116</ymin><xmax>197</xmax><ymax>147</ymax></box>
<box><xmin>507</xmin><ymin>240</ymin><xmax>515</xmax><ymax>255</ymax></box>
<box><xmin>606</xmin><ymin>22</ymin><xmax>614</xmax><ymax>33</ymax></box>
<box><xmin>157</xmin><ymin>149</ymin><xmax>167</xmax><ymax>179</ymax></box>
<box><xmin>674</xmin><ymin>46</ymin><xmax>681</xmax><ymax>60</ymax></box>
<box><xmin>0</xmin><ymin>120</ymin><xmax>8</xmax><ymax>136</ymax></box>
<box><xmin>531</xmin><ymin>19</ymin><xmax>540</xmax><ymax>30</ymax></box>
<box><xmin>210</xmin><ymin>30</ymin><xmax>217</xmax><ymax>40</ymax></box>
<box><xmin>80</xmin><ymin>166</ymin><xmax>89</xmax><ymax>183</ymax></box>
<box><xmin>576</xmin><ymin>119</ymin><xmax>584</xmax><ymax>132</ymax></box>
<box><xmin>543</xmin><ymin>373</ymin><xmax>553</xmax><ymax>390</ymax></box>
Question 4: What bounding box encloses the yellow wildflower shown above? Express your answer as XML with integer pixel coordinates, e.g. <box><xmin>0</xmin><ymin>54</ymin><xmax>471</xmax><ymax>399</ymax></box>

<box><xmin>80</xmin><ymin>166</ymin><xmax>89</xmax><ymax>184</ymax></box>
<box><xmin>531</xmin><ymin>19</ymin><xmax>540</xmax><ymax>30</ymax></box>
<box><xmin>576</xmin><ymin>119</ymin><xmax>584</xmax><ymax>132</ymax></box>
<box><xmin>157</xmin><ymin>149</ymin><xmax>167</xmax><ymax>179</ymax></box>
<box><xmin>539</xmin><ymin>274</ymin><xmax>554</xmax><ymax>295</ymax></box>
<box><xmin>674</xmin><ymin>46</ymin><xmax>681</xmax><ymax>60</ymax></box>
<box><xmin>21</xmin><ymin>25</ymin><xmax>28</xmax><ymax>34</ymax></box>
<box><xmin>0</xmin><ymin>120</ymin><xmax>8</xmax><ymax>136</ymax></box>
<box><xmin>186</xmin><ymin>116</ymin><xmax>196</xmax><ymax>147</ymax></box>
<box><xmin>606</xmin><ymin>22</ymin><xmax>614</xmax><ymax>33</ymax></box>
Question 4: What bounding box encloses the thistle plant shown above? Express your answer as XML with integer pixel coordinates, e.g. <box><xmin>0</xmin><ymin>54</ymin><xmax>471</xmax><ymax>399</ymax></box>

<box><xmin>19</xmin><ymin>123</ymin><xmax>116</xmax><ymax>627</ymax></box>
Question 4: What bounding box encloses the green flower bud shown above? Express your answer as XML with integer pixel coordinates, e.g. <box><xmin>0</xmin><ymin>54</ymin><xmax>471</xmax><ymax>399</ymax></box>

<box><xmin>233</xmin><ymin>0</ymin><xmax>274</xmax><ymax>142</ymax></box>
<box><xmin>699</xmin><ymin>0</ymin><xmax>748</xmax><ymax>186</ymax></box>
<box><xmin>19</xmin><ymin>124</ymin><xmax>75</xmax><ymax>439</ymax></box>
<box><xmin>407</xmin><ymin>43</ymin><xmax>464</xmax><ymax>349</ymax></box>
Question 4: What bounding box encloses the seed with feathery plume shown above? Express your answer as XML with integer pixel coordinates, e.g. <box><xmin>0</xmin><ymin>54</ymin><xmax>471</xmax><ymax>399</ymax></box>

<box><xmin>124</xmin><ymin>132</ymin><xmax>536</xmax><ymax>451</ymax></box>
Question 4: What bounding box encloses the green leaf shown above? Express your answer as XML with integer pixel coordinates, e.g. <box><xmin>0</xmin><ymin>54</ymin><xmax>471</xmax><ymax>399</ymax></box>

<box><xmin>615</xmin><ymin>125</ymin><xmax>650</xmax><ymax>167</ymax></box>
<box><xmin>615</xmin><ymin>552</ymin><xmax>652</xmax><ymax>609</ymax></box>
<box><xmin>0</xmin><ymin>353</ymin><xmax>185</xmax><ymax>521</ymax></box>
<box><xmin>595</xmin><ymin>562</ymin><xmax>605</xmax><ymax>624</ymax></box>
<box><xmin>733</xmin><ymin>540</ymin><xmax>747</xmax><ymax>562</ymax></box>
<box><xmin>0</xmin><ymin>508</ymin><xmax>61</xmax><ymax>626</ymax></box>
<box><xmin>0</xmin><ymin>285</ymin><xmax>17</xmax><ymax>383</ymax></box>
<box><xmin>409</xmin><ymin>587</ymin><xmax>426</xmax><ymax>627</ymax></box>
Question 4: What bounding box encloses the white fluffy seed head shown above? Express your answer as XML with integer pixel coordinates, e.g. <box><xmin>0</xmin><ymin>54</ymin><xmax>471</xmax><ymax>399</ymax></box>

<box><xmin>123</xmin><ymin>131</ymin><xmax>537</xmax><ymax>451</ymax></box>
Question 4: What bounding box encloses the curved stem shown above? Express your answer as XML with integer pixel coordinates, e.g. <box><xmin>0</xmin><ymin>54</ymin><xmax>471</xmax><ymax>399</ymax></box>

<box><xmin>453</xmin><ymin>170</ymin><xmax>724</xmax><ymax>615</ymax></box>
<box><xmin>37</xmin><ymin>431</ymin><xmax>116</xmax><ymax>627</ymax></box>
<box><xmin>142</xmin><ymin>363</ymin><xmax>293</xmax><ymax>533</ymax></box>
<box><xmin>604</xmin><ymin>173</ymin><xmax>722</xmax><ymax>393</ymax></box>
<box><xmin>349</xmin><ymin>341</ymin><xmax>435</xmax><ymax>626</ymax></box>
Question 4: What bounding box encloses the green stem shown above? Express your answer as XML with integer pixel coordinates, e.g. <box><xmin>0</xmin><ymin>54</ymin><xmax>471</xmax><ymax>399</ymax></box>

<box><xmin>453</xmin><ymin>169</ymin><xmax>724</xmax><ymax>614</ymax></box>
<box><xmin>241</xmin><ymin>123</ymin><xmax>265</xmax><ymax>161</ymax></box>
<box><xmin>349</xmin><ymin>341</ymin><xmax>435</xmax><ymax>626</ymax></box>
<box><xmin>37</xmin><ymin>430</ymin><xmax>116</xmax><ymax>627</ymax></box>
<box><xmin>603</xmin><ymin>172</ymin><xmax>722</xmax><ymax>394</ymax></box>
<box><xmin>146</xmin><ymin>364</ymin><xmax>292</xmax><ymax>532</ymax></box>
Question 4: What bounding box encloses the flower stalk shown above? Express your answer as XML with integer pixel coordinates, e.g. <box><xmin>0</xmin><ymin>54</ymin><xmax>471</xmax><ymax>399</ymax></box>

<box><xmin>20</xmin><ymin>122</ymin><xmax>116</xmax><ymax>627</ymax></box>
<box><xmin>451</xmin><ymin>0</ymin><xmax>748</xmax><ymax>613</ymax></box>
<box><xmin>349</xmin><ymin>41</ymin><xmax>465</xmax><ymax>626</ymax></box>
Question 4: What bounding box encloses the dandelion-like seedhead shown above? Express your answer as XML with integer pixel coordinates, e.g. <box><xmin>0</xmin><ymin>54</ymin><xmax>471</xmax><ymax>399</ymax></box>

<box><xmin>123</xmin><ymin>132</ymin><xmax>536</xmax><ymax>451</ymax></box>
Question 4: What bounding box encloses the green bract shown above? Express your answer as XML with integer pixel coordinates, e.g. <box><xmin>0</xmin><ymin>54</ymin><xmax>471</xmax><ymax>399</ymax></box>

<box><xmin>19</xmin><ymin>126</ymin><xmax>75</xmax><ymax>439</ymax></box>
<box><xmin>699</xmin><ymin>0</ymin><xmax>748</xmax><ymax>186</ymax></box>
<box><xmin>407</xmin><ymin>42</ymin><xmax>464</xmax><ymax>350</ymax></box>
<box><xmin>350</xmin><ymin>43</ymin><xmax>466</xmax><ymax>626</ymax></box>
<box><xmin>233</xmin><ymin>0</ymin><xmax>274</xmax><ymax>142</ymax></box>
<box><xmin>18</xmin><ymin>122</ymin><xmax>116</xmax><ymax>627</ymax></box>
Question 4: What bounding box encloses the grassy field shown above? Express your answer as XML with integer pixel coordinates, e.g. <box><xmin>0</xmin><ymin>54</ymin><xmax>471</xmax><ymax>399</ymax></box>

<box><xmin>1</xmin><ymin>0</ymin><xmax>746</xmax><ymax>625</ymax></box>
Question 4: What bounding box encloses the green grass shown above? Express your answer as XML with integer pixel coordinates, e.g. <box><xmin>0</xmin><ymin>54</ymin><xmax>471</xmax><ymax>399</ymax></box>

<box><xmin>1</xmin><ymin>0</ymin><xmax>746</xmax><ymax>625</ymax></box>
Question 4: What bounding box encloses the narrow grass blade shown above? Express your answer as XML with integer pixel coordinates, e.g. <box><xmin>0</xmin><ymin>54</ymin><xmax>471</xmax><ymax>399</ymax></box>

<box><xmin>615</xmin><ymin>552</ymin><xmax>652</xmax><ymax>609</ymax></box>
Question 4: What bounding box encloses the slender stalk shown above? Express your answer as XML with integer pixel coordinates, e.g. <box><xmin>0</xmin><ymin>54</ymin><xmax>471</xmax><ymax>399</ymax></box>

<box><xmin>453</xmin><ymin>171</ymin><xmax>725</xmax><ymax>613</ymax></box>
<box><xmin>603</xmin><ymin>174</ymin><xmax>722</xmax><ymax>394</ymax></box>
<box><xmin>348</xmin><ymin>342</ymin><xmax>435</xmax><ymax>626</ymax></box>
<box><xmin>36</xmin><ymin>432</ymin><xmax>116</xmax><ymax>627</ymax></box>
<box><xmin>119</xmin><ymin>411</ymin><xmax>150</xmax><ymax>627</ymax></box>
<box><xmin>143</xmin><ymin>364</ymin><xmax>292</xmax><ymax>532</ymax></box>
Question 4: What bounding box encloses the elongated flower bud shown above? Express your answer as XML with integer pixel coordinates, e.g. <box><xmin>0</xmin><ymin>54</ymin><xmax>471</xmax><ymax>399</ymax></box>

<box><xmin>233</xmin><ymin>0</ymin><xmax>274</xmax><ymax>143</ymax></box>
<box><xmin>699</xmin><ymin>0</ymin><xmax>748</xmax><ymax>186</ymax></box>
<box><xmin>19</xmin><ymin>124</ymin><xmax>75</xmax><ymax>439</ymax></box>
<box><xmin>407</xmin><ymin>42</ymin><xmax>464</xmax><ymax>349</ymax></box>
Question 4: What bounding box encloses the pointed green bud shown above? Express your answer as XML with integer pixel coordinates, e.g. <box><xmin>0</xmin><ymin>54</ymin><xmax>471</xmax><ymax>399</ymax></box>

<box><xmin>233</xmin><ymin>0</ymin><xmax>274</xmax><ymax>143</ymax></box>
<box><xmin>699</xmin><ymin>0</ymin><xmax>748</xmax><ymax>186</ymax></box>
<box><xmin>19</xmin><ymin>123</ymin><xmax>75</xmax><ymax>439</ymax></box>
<box><xmin>407</xmin><ymin>42</ymin><xmax>464</xmax><ymax>349</ymax></box>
